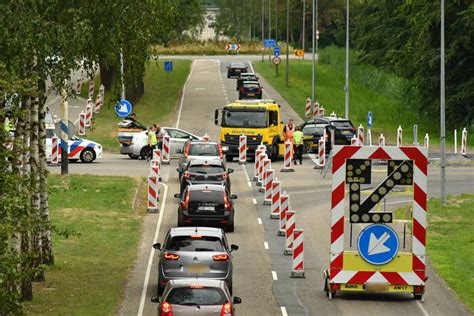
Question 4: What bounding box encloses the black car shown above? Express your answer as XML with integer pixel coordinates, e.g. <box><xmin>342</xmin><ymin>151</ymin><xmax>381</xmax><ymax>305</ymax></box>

<box><xmin>236</xmin><ymin>73</ymin><xmax>259</xmax><ymax>90</ymax></box>
<box><xmin>174</xmin><ymin>184</ymin><xmax>237</xmax><ymax>232</ymax></box>
<box><xmin>238</xmin><ymin>81</ymin><xmax>262</xmax><ymax>100</ymax></box>
<box><xmin>179</xmin><ymin>159</ymin><xmax>233</xmax><ymax>194</ymax></box>
<box><xmin>227</xmin><ymin>63</ymin><xmax>248</xmax><ymax>78</ymax></box>
<box><xmin>302</xmin><ymin>123</ymin><xmax>329</xmax><ymax>153</ymax></box>
<box><xmin>301</xmin><ymin>116</ymin><xmax>356</xmax><ymax>149</ymax></box>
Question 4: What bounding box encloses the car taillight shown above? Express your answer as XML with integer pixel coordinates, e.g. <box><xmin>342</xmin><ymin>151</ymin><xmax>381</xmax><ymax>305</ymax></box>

<box><xmin>220</xmin><ymin>302</ymin><xmax>232</xmax><ymax>316</ymax></box>
<box><xmin>184</xmin><ymin>171</ymin><xmax>191</xmax><ymax>179</ymax></box>
<box><xmin>163</xmin><ymin>253</ymin><xmax>180</xmax><ymax>260</ymax></box>
<box><xmin>224</xmin><ymin>194</ymin><xmax>231</xmax><ymax>210</ymax></box>
<box><xmin>161</xmin><ymin>301</ymin><xmax>173</xmax><ymax>316</ymax></box>
<box><xmin>239</xmin><ymin>87</ymin><xmax>244</xmax><ymax>92</ymax></box>
<box><xmin>350</xmin><ymin>127</ymin><xmax>356</xmax><ymax>132</ymax></box>
<box><xmin>181</xmin><ymin>191</ymin><xmax>190</xmax><ymax>209</ymax></box>
<box><xmin>257</xmin><ymin>88</ymin><xmax>262</xmax><ymax>92</ymax></box>
<box><xmin>213</xmin><ymin>254</ymin><xmax>229</xmax><ymax>261</ymax></box>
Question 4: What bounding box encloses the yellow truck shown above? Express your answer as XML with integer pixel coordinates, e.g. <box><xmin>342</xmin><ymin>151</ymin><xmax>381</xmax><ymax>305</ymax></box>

<box><xmin>214</xmin><ymin>99</ymin><xmax>285</xmax><ymax>162</ymax></box>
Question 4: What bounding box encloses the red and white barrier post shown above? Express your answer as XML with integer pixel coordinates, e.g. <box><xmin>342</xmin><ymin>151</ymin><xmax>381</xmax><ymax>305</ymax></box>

<box><xmin>367</xmin><ymin>129</ymin><xmax>372</xmax><ymax>146</ymax></box>
<box><xmin>147</xmin><ymin>176</ymin><xmax>159</xmax><ymax>213</ymax></box>
<box><xmin>150</xmin><ymin>159</ymin><xmax>160</xmax><ymax>178</ymax></box>
<box><xmin>51</xmin><ymin>136</ymin><xmax>59</xmax><ymax>164</ymax></box>
<box><xmin>85</xmin><ymin>98</ymin><xmax>93</xmax><ymax>127</ymax></box>
<box><xmin>290</xmin><ymin>229</ymin><xmax>305</xmax><ymax>278</ymax></box>
<box><xmin>330</xmin><ymin>129</ymin><xmax>335</xmax><ymax>151</ymax></box>
<box><xmin>351</xmin><ymin>135</ymin><xmax>358</xmax><ymax>146</ymax></box>
<box><xmin>161</xmin><ymin>134</ymin><xmax>171</xmax><ymax>165</ymax></box>
<box><xmin>379</xmin><ymin>134</ymin><xmax>386</xmax><ymax>147</ymax></box>
<box><xmin>313</xmin><ymin>101</ymin><xmax>320</xmax><ymax>118</ymax></box>
<box><xmin>257</xmin><ymin>153</ymin><xmax>268</xmax><ymax>186</ymax></box>
<box><xmin>260</xmin><ymin>158</ymin><xmax>271</xmax><ymax>192</ymax></box>
<box><xmin>305</xmin><ymin>97</ymin><xmax>311</xmax><ymax>118</ymax></box>
<box><xmin>330</xmin><ymin>111</ymin><xmax>337</xmax><ymax>118</ymax></box>
<box><xmin>75</xmin><ymin>78</ymin><xmax>83</xmax><ymax>94</ymax></box>
<box><xmin>153</xmin><ymin>148</ymin><xmax>162</xmax><ymax>162</ymax></box>
<box><xmin>238</xmin><ymin>134</ymin><xmax>247</xmax><ymax>164</ymax></box>
<box><xmin>99</xmin><ymin>84</ymin><xmax>105</xmax><ymax>99</ymax></box>
<box><xmin>424</xmin><ymin>133</ymin><xmax>429</xmax><ymax>149</ymax></box>
<box><xmin>78</xmin><ymin>111</ymin><xmax>86</xmax><ymax>136</ymax></box>
<box><xmin>319</xmin><ymin>106</ymin><xmax>325</xmax><ymax>118</ymax></box>
<box><xmin>280</xmin><ymin>140</ymin><xmax>294</xmax><ymax>172</ymax></box>
<box><xmin>263</xmin><ymin>169</ymin><xmax>274</xmax><ymax>205</ymax></box>
<box><xmin>357</xmin><ymin>124</ymin><xmax>365</xmax><ymax>146</ymax></box>
<box><xmin>397</xmin><ymin>126</ymin><xmax>403</xmax><ymax>147</ymax></box>
<box><xmin>278</xmin><ymin>192</ymin><xmax>289</xmax><ymax>236</ymax></box>
<box><xmin>94</xmin><ymin>94</ymin><xmax>102</xmax><ymax>114</ymax></box>
<box><xmin>315</xmin><ymin>137</ymin><xmax>325</xmax><ymax>168</ymax></box>
<box><xmin>284</xmin><ymin>210</ymin><xmax>295</xmax><ymax>255</ymax></box>
<box><xmin>454</xmin><ymin>129</ymin><xmax>457</xmax><ymax>154</ymax></box>
<box><xmin>270</xmin><ymin>177</ymin><xmax>281</xmax><ymax>219</ymax></box>
<box><xmin>254</xmin><ymin>147</ymin><xmax>266</xmax><ymax>181</ymax></box>
<box><xmin>88</xmin><ymin>79</ymin><xmax>95</xmax><ymax>99</ymax></box>
<box><xmin>461</xmin><ymin>128</ymin><xmax>468</xmax><ymax>155</ymax></box>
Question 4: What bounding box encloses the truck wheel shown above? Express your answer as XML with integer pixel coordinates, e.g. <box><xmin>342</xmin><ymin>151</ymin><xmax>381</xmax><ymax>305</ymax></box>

<box><xmin>270</xmin><ymin>144</ymin><xmax>279</xmax><ymax>161</ymax></box>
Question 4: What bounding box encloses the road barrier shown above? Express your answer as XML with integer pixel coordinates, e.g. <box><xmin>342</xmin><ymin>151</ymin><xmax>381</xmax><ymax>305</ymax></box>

<box><xmin>263</xmin><ymin>169</ymin><xmax>274</xmax><ymax>204</ymax></box>
<box><xmin>150</xmin><ymin>159</ymin><xmax>160</xmax><ymax>181</ymax></box>
<box><xmin>330</xmin><ymin>129</ymin><xmax>335</xmax><ymax>150</ymax></box>
<box><xmin>78</xmin><ymin>112</ymin><xmax>86</xmax><ymax>136</ymax></box>
<box><xmin>461</xmin><ymin>128</ymin><xmax>468</xmax><ymax>155</ymax></box>
<box><xmin>278</xmin><ymin>192</ymin><xmax>289</xmax><ymax>236</ymax></box>
<box><xmin>357</xmin><ymin>124</ymin><xmax>365</xmax><ymax>146</ymax></box>
<box><xmin>379</xmin><ymin>134</ymin><xmax>385</xmax><ymax>146</ymax></box>
<box><xmin>284</xmin><ymin>210</ymin><xmax>295</xmax><ymax>255</ymax></box>
<box><xmin>254</xmin><ymin>147</ymin><xmax>266</xmax><ymax>181</ymax></box>
<box><xmin>367</xmin><ymin>129</ymin><xmax>372</xmax><ymax>146</ymax></box>
<box><xmin>413</xmin><ymin>124</ymin><xmax>419</xmax><ymax>146</ymax></box>
<box><xmin>260</xmin><ymin>158</ymin><xmax>271</xmax><ymax>191</ymax></box>
<box><xmin>454</xmin><ymin>129</ymin><xmax>457</xmax><ymax>154</ymax></box>
<box><xmin>424</xmin><ymin>133</ymin><xmax>429</xmax><ymax>149</ymax></box>
<box><xmin>162</xmin><ymin>134</ymin><xmax>171</xmax><ymax>164</ymax></box>
<box><xmin>305</xmin><ymin>97</ymin><xmax>311</xmax><ymax>118</ymax></box>
<box><xmin>147</xmin><ymin>176</ymin><xmax>159</xmax><ymax>213</ymax></box>
<box><xmin>85</xmin><ymin>99</ymin><xmax>93</xmax><ymax>127</ymax></box>
<box><xmin>75</xmin><ymin>78</ymin><xmax>83</xmax><ymax>94</ymax></box>
<box><xmin>313</xmin><ymin>101</ymin><xmax>320</xmax><ymax>118</ymax></box>
<box><xmin>257</xmin><ymin>153</ymin><xmax>268</xmax><ymax>186</ymax></box>
<box><xmin>319</xmin><ymin>106</ymin><xmax>325</xmax><ymax>118</ymax></box>
<box><xmin>330</xmin><ymin>111</ymin><xmax>337</xmax><ymax>118</ymax></box>
<box><xmin>397</xmin><ymin>126</ymin><xmax>403</xmax><ymax>147</ymax></box>
<box><xmin>238</xmin><ymin>134</ymin><xmax>247</xmax><ymax>164</ymax></box>
<box><xmin>99</xmin><ymin>84</ymin><xmax>105</xmax><ymax>100</ymax></box>
<box><xmin>51</xmin><ymin>136</ymin><xmax>59</xmax><ymax>164</ymax></box>
<box><xmin>88</xmin><ymin>79</ymin><xmax>95</xmax><ymax>99</ymax></box>
<box><xmin>94</xmin><ymin>94</ymin><xmax>102</xmax><ymax>114</ymax></box>
<box><xmin>351</xmin><ymin>135</ymin><xmax>358</xmax><ymax>146</ymax></box>
<box><xmin>270</xmin><ymin>177</ymin><xmax>281</xmax><ymax>219</ymax></box>
<box><xmin>291</xmin><ymin>229</ymin><xmax>305</xmax><ymax>278</ymax></box>
<box><xmin>281</xmin><ymin>141</ymin><xmax>294</xmax><ymax>172</ymax></box>
<box><xmin>153</xmin><ymin>148</ymin><xmax>162</xmax><ymax>162</ymax></box>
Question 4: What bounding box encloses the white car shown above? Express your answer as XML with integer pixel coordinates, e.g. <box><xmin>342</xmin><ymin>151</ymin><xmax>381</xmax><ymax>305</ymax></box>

<box><xmin>120</xmin><ymin>127</ymin><xmax>201</xmax><ymax>159</ymax></box>
<box><xmin>46</xmin><ymin>129</ymin><xmax>102</xmax><ymax>163</ymax></box>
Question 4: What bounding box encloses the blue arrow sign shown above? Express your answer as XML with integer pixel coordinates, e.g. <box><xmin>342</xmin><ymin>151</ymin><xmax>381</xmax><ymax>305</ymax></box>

<box><xmin>164</xmin><ymin>61</ymin><xmax>173</xmax><ymax>72</ymax></box>
<box><xmin>274</xmin><ymin>46</ymin><xmax>280</xmax><ymax>57</ymax></box>
<box><xmin>357</xmin><ymin>224</ymin><xmax>399</xmax><ymax>265</ymax></box>
<box><xmin>263</xmin><ymin>39</ymin><xmax>276</xmax><ymax>48</ymax></box>
<box><xmin>367</xmin><ymin>111</ymin><xmax>373</xmax><ymax>129</ymax></box>
<box><xmin>115</xmin><ymin>100</ymin><xmax>133</xmax><ymax>117</ymax></box>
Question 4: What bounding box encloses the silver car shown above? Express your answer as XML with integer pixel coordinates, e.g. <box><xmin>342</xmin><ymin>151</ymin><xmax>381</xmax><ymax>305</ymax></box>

<box><xmin>153</xmin><ymin>227</ymin><xmax>238</xmax><ymax>296</ymax></box>
<box><xmin>152</xmin><ymin>279</ymin><xmax>242</xmax><ymax>316</ymax></box>
<box><xmin>177</xmin><ymin>140</ymin><xmax>224</xmax><ymax>179</ymax></box>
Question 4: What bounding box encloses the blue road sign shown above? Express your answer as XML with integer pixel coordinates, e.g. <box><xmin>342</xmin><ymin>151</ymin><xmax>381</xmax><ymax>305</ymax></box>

<box><xmin>357</xmin><ymin>224</ymin><xmax>399</xmax><ymax>265</ymax></box>
<box><xmin>164</xmin><ymin>61</ymin><xmax>173</xmax><ymax>72</ymax></box>
<box><xmin>367</xmin><ymin>111</ymin><xmax>373</xmax><ymax>129</ymax></box>
<box><xmin>274</xmin><ymin>46</ymin><xmax>281</xmax><ymax>57</ymax></box>
<box><xmin>115</xmin><ymin>100</ymin><xmax>133</xmax><ymax>117</ymax></box>
<box><xmin>263</xmin><ymin>39</ymin><xmax>276</xmax><ymax>48</ymax></box>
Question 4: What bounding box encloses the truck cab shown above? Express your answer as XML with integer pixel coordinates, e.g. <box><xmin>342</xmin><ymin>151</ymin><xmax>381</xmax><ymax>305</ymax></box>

<box><xmin>215</xmin><ymin>100</ymin><xmax>285</xmax><ymax>162</ymax></box>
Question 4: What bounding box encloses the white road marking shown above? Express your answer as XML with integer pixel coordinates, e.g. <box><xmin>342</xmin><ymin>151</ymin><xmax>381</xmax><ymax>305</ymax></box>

<box><xmin>264</xmin><ymin>241</ymin><xmax>269</xmax><ymax>249</ymax></box>
<box><xmin>307</xmin><ymin>153</ymin><xmax>319</xmax><ymax>165</ymax></box>
<box><xmin>272</xmin><ymin>271</ymin><xmax>278</xmax><ymax>281</ymax></box>
<box><xmin>248</xmin><ymin>61</ymin><xmax>255</xmax><ymax>73</ymax></box>
<box><xmin>384</xmin><ymin>200</ymin><xmax>412</xmax><ymax>205</ymax></box>
<box><xmin>195</xmin><ymin>87</ymin><xmax>205</xmax><ymax>91</ymax></box>
<box><xmin>138</xmin><ymin>182</ymin><xmax>168</xmax><ymax>316</ymax></box>
<box><xmin>280</xmin><ymin>306</ymin><xmax>288</xmax><ymax>316</ymax></box>
<box><xmin>416</xmin><ymin>300</ymin><xmax>430</xmax><ymax>316</ymax></box>
<box><xmin>253</xmin><ymin>198</ymin><xmax>257</xmax><ymax>205</ymax></box>
<box><xmin>247</xmin><ymin>181</ymin><xmax>252</xmax><ymax>187</ymax></box>
<box><xmin>175</xmin><ymin>60</ymin><xmax>196</xmax><ymax>128</ymax></box>
<box><xmin>257</xmin><ymin>218</ymin><xmax>262</xmax><ymax>224</ymax></box>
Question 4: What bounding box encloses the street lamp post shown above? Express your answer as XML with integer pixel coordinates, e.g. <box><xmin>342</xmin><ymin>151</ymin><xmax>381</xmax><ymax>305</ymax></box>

<box><xmin>344</xmin><ymin>0</ymin><xmax>350</xmax><ymax>119</ymax></box>
<box><xmin>285</xmin><ymin>0</ymin><xmax>289</xmax><ymax>87</ymax></box>
<box><xmin>440</xmin><ymin>0</ymin><xmax>446</xmax><ymax>204</ymax></box>
<box><xmin>302</xmin><ymin>0</ymin><xmax>305</xmax><ymax>59</ymax></box>
<box><xmin>261</xmin><ymin>0</ymin><xmax>265</xmax><ymax>62</ymax></box>
<box><xmin>311</xmin><ymin>0</ymin><xmax>315</xmax><ymax>110</ymax></box>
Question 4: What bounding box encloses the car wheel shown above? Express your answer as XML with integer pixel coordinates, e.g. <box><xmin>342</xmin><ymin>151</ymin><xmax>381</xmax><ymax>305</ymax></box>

<box><xmin>80</xmin><ymin>148</ymin><xmax>95</xmax><ymax>163</ymax></box>
<box><xmin>270</xmin><ymin>144</ymin><xmax>279</xmax><ymax>162</ymax></box>
<box><xmin>128</xmin><ymin>154</ymin><xmax>139</xmax><ymax>159</ymax></box>
<box><xmin>225</xmin><ymin>154</ymin><xmax>233</xmax><ymax>162</ymax></box>
<box><xmin>140</xmin><ymin>146</ymin><xmax>150</xmax><ymax>160</ymax></box>
<box><xmin>226</xmin><ymin>222</ymin><xmax>234</xmax><ymax>233</ymax></box>
<box><xmin>413</xmin><ymin>293</ymin><xmax>423</xmax><ymax>300</ymax></box>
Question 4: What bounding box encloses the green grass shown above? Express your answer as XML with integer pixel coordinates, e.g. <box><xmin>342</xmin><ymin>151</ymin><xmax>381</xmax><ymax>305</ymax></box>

<box><xmin>80</xmin><ymin>60</ymin><xmax>192</xmax><ymax>151</ymax></box>
<box><xmin>254</xmin><ymin>46</ymin><xmax>473</xmax><ymax>148</ymax></box>
<box><xmin>23</xmin><ymin>175</ymin><xmax>143</xmax><ymax>316</ymax></box>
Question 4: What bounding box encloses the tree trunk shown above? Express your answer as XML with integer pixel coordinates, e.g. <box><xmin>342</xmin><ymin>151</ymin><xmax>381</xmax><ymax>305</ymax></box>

<box><xmin>99</xmin><ymin>62</ymin><xmax>116</xmax><ymax>92</ymax></box>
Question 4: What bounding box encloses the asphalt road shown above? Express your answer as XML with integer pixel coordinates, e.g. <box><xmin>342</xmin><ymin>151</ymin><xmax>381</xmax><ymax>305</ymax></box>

<box><xmin>49</xmin><ymin>56</ymin><xmax>473</xmax><ymax>316</ymax></box>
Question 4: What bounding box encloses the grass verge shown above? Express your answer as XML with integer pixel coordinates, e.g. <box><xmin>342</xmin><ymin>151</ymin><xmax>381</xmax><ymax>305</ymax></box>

<box><xmin>152</xmin><ymin>40</ymin><xmax>274</xmax><ymax>55</ymax></box>
<box><xmin>23</xmin><ymin>175</ymin><xmax>143</xmax><ymax>315</ymax></box>
<box><xmin>254</xmin><ymin>46</ymin><xmax>472</xmax><ymax>148</ymax></box>
<box><xmin>80</xmin><ymin>60</ymin><xmax>192</xmax><ymax>151</ymax></box>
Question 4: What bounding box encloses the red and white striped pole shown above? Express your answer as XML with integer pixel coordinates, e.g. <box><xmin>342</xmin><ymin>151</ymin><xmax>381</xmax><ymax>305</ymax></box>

<box><xmin>254</xmin><ymin>147</ymin><xmax>265</xmax><ymax>181</ymax></box>
<box><xmin>99</xmin><ymin>84</ymin><xmax>105</xmax><ymax>99</ymax></box>
<box><xmin>75</xmin><ymin>78</ymin><xmax>83</xmax><ymax>94</ymax></box>
<box><xmin>284</xmin><ymin>210</ymin><xmax>295</xmax><ymax>255</ymax></box>
<box><xmin>147</xmin><ymin>176</ymin><xmax>159</xmax><ymax>212</ymax></box>
<box><xmin>330</xmin><ymin>129</ymin><xmax>335</xmax><ymax>151</ymax></box>
<box><xmin>263</xmin><ymin>169</ymin><xmax>274</xmax><ymax>204</ymax></box>
<box><xmin>330</xmin><ymin>111</ymin><xmax>337</xmax><ymax>118</ymax></box>
<box><xmin>317</xmin><ymin>137</ymin><xmax>325</xmax><ymax>167</ymax></box>
<box><xmin>150</xmin><ymin>159</ymin><xmax>160</xmax><ymax>178</ymax></box>
<box><xmin>257</xmin><ymin>153</ymin><xmax>268</xmax><ymax>186</ymax></box>
<box><xmin>88</xmin><ymin>79</ymin><xmax>95</xmax><ymax>99</ymax></box>
<box><xmin>85</xmin><ymin>99</ymin><xmax>93</xmax><ymax>127</ymax></box>
<box><xmin>238</xmin><ymin>134</ymin><xmax>247</xmax><ymax>164</ymax></box>
<box><xmin>367</xmin><ymin>129</ymin><xmax>372</xmax><ymax>146</ymax></box>
<box><xmin>51</xmin><ymin>136</ymin><xmax>59</xmax><ymax>164</ymax></box>
<box><xmin>305</xmin><ymin>97</ymin><xmax>311</xmax><ymax>118</ymax></box>
<box><xmin>162</xmin><ymin>134</ymin><xmax>171</xmax><ymax>165</ymax></box>
<box><xmin>153</xmin><ymin>148</ymin><xmax>162</xmax><ymax>162</ymax></box>
<box><xmin>259</xmin><ymin>158</ymin><xmax>271</xmax><ymax>191</ymax></box>
<box><xmin>397</xmin><ymin>126</ymin><xmax>403</xmax><ymax>147</ymax></box>
<box><xmin>351</xmin><ymin>135</ymin><xmax>358</xmax><ymax>146</ymax></box>
<box><xmin>290</xmin><ymin>229</ymin><xmax>305</xmax><ymax>278</ymax></box>
<box><xmin>424</xmin><ymin>133</ymin><xmax>429</xmax><ymax>149</ymax></box>
<box><xmin>94</xmin><ymin>94</ymin><xmax>102</xmax><ymax>114</ymax></box>
<box><xmin>379</xmin><ymin>134</ymin><xmax>386</xmax><ymax>147</ymax></box>
<box><xmin>454</xmin><ymin>129</ymin><xmax>457</xmax><ymax>154</ymax></box>
<box><xmin>313</xmin><ymin>101</ymin><xmax>320</xmax><ymax>118</ymax></box>
<box><xmin>461</xmin><ymin>128</ymin><xmax>468</xmax><ymax>155</ymax></box>
<box><xmin>280</xmin><ymin>140</ymin><xmax>294</xmax><ymax>172</ymax></box>
<box><xmin>270</xmin><ymin>177</ymin><xmax>281</xmax><ymax>219</ymax></box>
<box><xmin>319</xmin><ymin>106</ymin><xmax>325</xmax><ymax>118</ymax></box>
<box><xmin>78</xmin><ymin>111</ymin><xmax>86</xmax><ymax>136</ymax></box>
<box><xmin>357</xmin><ymin>124</ymin><xmax>365</xmax><ymax>146</ymax></box>
<box><xmin>278</xmin><ymin>192</ymin><xmax>289</xmax><ymax>236</ymax></box>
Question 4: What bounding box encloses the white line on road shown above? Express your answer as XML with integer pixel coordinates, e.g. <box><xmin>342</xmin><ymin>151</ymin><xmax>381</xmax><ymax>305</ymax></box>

<box><xmin>264</xmin><ymin>241</ymin><xmax>269</xmax><ymax>249</ymax></box>
<box><xmin>138</xmin><ymin>182</ymin><xmax>168</xmax><ymax>316</ymax></box>
<box><xmin>257</xmin><ymin>218</ymin><xmax>262</xmax><ymax>225</ymax></box>
<box><xmin>384</xmin><ymin>200</ymin><xmax>412</xmax><ymax>205</ymax></box>
<box><xmin>175</xmin><ymin>60</ymin><xmax>196</xmax><ymax>128</ymax></box>
<box><xmin>248</xmin><ymin>61</ymin><xmax>255</xmax><ymax>74</ymax></box>
<box><xmin>252</xmin><ymin>198</ymin><xmax>257</xmax><ymax>205</ymax></box>
<box><xmin>280</xmin><ymin>306</ymin><xmax>288</xmax><ymax>316</ymax></box>
<box><xmin>272</xmin><ymin>271</ymin><xmax>278</xmax><ymax>281</ymax></box>
<box><xmin>247</xmin><ymin>181</ymin><xmax>252</xmax><ymax>187</ymax></box>
<box><xmin>416</xmin><ymin>301</ymin><xmax>430</xmax><ymax>316</ymax></box>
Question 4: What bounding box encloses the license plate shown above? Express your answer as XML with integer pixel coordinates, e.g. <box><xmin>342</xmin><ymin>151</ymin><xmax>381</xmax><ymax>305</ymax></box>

<box><xmin>248</xmin><ymin>93</ymin><xmax>255</xmax><ymax>96</ymax></box>
<box><xmin>187</xmin><ymin>264</ymin><xmax>210</xmax><ymax>274</ymax></box>
<box><xmin>198</xmin><ymin>206</ymin><xmax>215</xmax><ymax>211</ymax></box>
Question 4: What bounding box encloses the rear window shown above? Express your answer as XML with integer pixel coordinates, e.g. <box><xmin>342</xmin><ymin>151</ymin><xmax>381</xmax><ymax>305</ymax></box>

<box><xmin>166</xmin><ymin>287</ymin><xmax>227</xmax><ymax>305</ymax></box>
<box><xmin>189</xmin><ymin>165</ymin><xmax>225</xmax><ymax>174</ymax></box>
<box><xmin>243</xmin><ymin>83</ymin><xmax>260</xmax><ymax>89</ymax></box>
<box><xmin>332</xmin><ymin>121</ymin><xmax>354</xmax><ymax>129</ymax></box>
<box><xmin>302</xmin><ymin>124</ymin><xmax>325</xmax><ymax>135</ymax></box>
<box><xmin>167</xmin><ymin>236</ymin><xmax>224</xmax><ymax>252</ymax></box>
<box><xmin>189</xmin><ymin>189</ymin><xmax>223</xmax><ymax>203</ymax></box>
<box><xmin>189</xmin><ymin>144</ymin><xmax>218</xmax><ymax>156</ymax></box>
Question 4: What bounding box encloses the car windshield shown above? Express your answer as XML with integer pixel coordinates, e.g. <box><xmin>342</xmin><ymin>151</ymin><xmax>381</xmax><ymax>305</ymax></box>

<box><xmin>166</xmin><ymin>287</ymin><xmax>227</xmax><ymax>306</ymax></box>
<box><xmin>222</xmin><ymin>110</ymin><xmax>267</xmax><ymax>128</ymax></box>
<box><xmin>189</xmin><ymin>144</ymin><xmax>219</xmax><ymax>156</ymax></box>
<box><xmin>167</xmin><ymin>236</ymin><xmax>224</xmax><ymax>252</ymax></box>
<box><xmin>188</xmin><ymin>165</ymin><xmax>225</xmax><ymax>174</ymax></box>
<box><xmin>302</xmin><ymin>124</ymin><xmax>325</xmax><ymax>135</ymax></box>
<box><xmin>332</xmin><ymin>121</ymin><xmax>354</xmax><ymax>129</ymax></box>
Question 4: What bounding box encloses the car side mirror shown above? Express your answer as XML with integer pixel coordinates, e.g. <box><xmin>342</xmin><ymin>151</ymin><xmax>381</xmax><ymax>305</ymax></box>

<box><xmin>230</xmin><ymin>244</ymin><xmax>239</xmax><ymax>252</ymax></box>
<box><xmin>151</xmin><ymin>296</ymin><xmax>160</xmax><ymax>303</ymax></box>
<box><xmin>231</xmin><ymin>194</ymin><xmax>238</xmax><ymax>200</ymax></box>
<box><xmin>227</xmin><ymin>168</ymin><xmax>234</xmax><ymax>173</ymax></box>
<box><xmin>233</xmin><ymin>297</ymin><xmax>242</xmax><ymax>304</ymax></box>
<box><xmin>176</xmin><ymin>148</ymin><xmax>182</xmax><ymax>154</ymax></box>
<box><xmin>174</xmin><ymin>193</ymin><xmax>181</xmax><ymax>199</ymax></box>
<box><xmin>152</xmin><ymin>243</ymin><xmax>161</xmax><ymax>250</ymax></box>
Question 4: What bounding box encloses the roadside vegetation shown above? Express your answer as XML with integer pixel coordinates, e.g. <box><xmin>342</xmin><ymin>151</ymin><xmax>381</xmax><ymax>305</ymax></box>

<box><xmin>152</xmin><ymin>40</ymin><xmax>290</xmax><ymax>55</ymax></box>
<box><xmin>23</xmin><ymin>175</ymin><xmax>144</xmax><ymax>315</ymax></box>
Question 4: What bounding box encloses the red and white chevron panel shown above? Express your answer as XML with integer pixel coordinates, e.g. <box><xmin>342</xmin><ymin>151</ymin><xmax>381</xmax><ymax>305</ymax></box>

<box><xmin>256</xmin><ymin>152</ymin><xmax>266</xmax><ymax>184</ymax></box>
<box><xmin>284</xmin><ymin>210</ymin><xmax>295</xmax><ymax>255</ymax></box>
<box><xmin>270</xmin><ymin>178</ymin><xmax>281</xmax><ymax>219</ymax></box>
<box><xmin>260</xmin><ymin>158</ymin><xmax>271</xmax><ymax>191</ymax></box>
<box><xmin>147</xmin><ymin>176</ymin><xmax>158</xmax><ymax>212</ymax></box>
<box><xmin>162</xmin><ymin>134</ymin><xmax>171</xmax><ymax>164</ymax></box>
<box><xmin>281</xmin><ymin>141</ymin><xmax>294</xmax><ymax>172</ymax></box>
<box><xmin>329</xmin><ymin>145</ymin><xmax>428</xmax><ymax>286</ymax></box>
<box><xmin>51</xmin><ymin>136</ymin><xmax>59</xmax><ymax>164</ymax></box>
<box><xmin>263</xmin><ymin>169</ymin><xmax>274</xmax><ymax>204</ymax></box>
<box><xmin>238</xmin><ymin>134</ymin><xmax>247</xmax><ymax>164</ymax></box>
<box><xmin>278</xmin><ymin>192</ymin><xmax>289</xmax><ymax>236</ymax></box>
<box><xmin>254</xmin><ymin>148</ymin><xmax>265</xmax><ymax>181</ymax></box>
<box><xmin>291</xmin><ymin>229</ymin><xmax>305</xmax><ymax>277</ymax></box>
<box><xmin>153</xmin><ymin>148</ymin><xmax>162</xmax><ymax>162</ymax></box>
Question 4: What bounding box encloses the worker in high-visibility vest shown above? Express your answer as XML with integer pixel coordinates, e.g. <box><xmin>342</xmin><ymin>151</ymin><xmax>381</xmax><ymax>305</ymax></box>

<box><xmin>147</xmin><ymin>125</ymin><xmax>157</xmax><ymax>161</ymax></box>
<box><xmin>283</xmin><ymin>119</ymin><xmax>296</xmax><ymax>144</ymax></box>
<box><xmin>293</xmin><ymin>126</ymin><xmax>304</xmax><ymax>165</ymax></box>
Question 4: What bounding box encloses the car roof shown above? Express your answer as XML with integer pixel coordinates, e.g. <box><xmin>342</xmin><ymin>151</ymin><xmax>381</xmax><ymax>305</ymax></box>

<box><xmin>169</xmin><ymin>226</ymin><xmax>224</xmax><ymax>238</ymax></box>
<box><xmin>168</xmin><ymin>278</ymin><xmax>226</xmax><ymax>288</ymax></box>
<box><xmin>242</xmin><ymin>80</ymin><xmax>259</xmax><ymax>84</ymax></box>
<box><xmin>230</xmin><ymin>63</ymin><xmax>246</xmax><ymax>67</ymax></box>
<box><xmin>240</xmin><ymin>73</ymin><xmax>255</xmax><ymax>76</ymax></box>
<box><xmin>188</xmin><ymin>184</ymin><xmax>225</xmax><ymax>192</ymax></box>
<box><xmin>188</xmin><ymin>159</ymin><xmax>223</xmax><ymax>166</ymax></box>
<box><xmin>187</xmin><ymin>140</ymin><xmax>219</xmax><ymax>145</ymax></box>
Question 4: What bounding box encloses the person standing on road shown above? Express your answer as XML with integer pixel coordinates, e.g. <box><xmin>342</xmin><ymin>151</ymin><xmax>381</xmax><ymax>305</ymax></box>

<box><xmin>147</xmin><ymin>125</ymin><xmax>157</xmax><ymax>161</ymax></box>
<box><xmin>293</xmin><ymin>126</ymin><xmax>304</xmax><ymax>165</ymax></box>
<box><xmin>155</xmin><ymin>124</ymin><xmax>166</xmax><ymax>150</ymax></box>
<box><xmin>283</xmin><ymin>119</ymin><xmax>296</xmax><ymax>144</ymax></box>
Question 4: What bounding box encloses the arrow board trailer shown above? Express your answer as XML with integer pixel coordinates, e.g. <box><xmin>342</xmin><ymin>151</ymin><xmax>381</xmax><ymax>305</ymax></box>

<box><xmin>324</xmin><ymin>145</ymin><xmax>428</xmax><ymax>300</ymax></box>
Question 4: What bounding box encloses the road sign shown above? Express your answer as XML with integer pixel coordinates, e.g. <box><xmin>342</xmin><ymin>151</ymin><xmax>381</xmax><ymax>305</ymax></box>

<box><xmin>164</xmin><ymin>61</ymin><xmax>173</xmax><ymax>72</ymax></box>
<box><xmin>357</xmin><ymin>224</ymin><xmax>399</xmax><ymax>265</ymax></box>
<box><xmin>367</xmin><ymin>111</ymin><xmax>373</xmax><ymax>129</ymax></box>
<box><xmin>294</xmin><ymin>50</ymin><xmax>305</xmax><ymax>57</ymax></box>
<box><xmin>274</xmin><ymin>46</ymin><xmax>280</xmax><ymax>57</ymax></box>
<box><xmin>115</xmin><ymin>100</ymin><xmax>133</xmax><ymax>117</ymax></box>
<box><xmin>263</xmin><ymin>39</ymin><xmax>276</xmax><ymax>48</ymax></box>
<box><xmin>272</xmin><ymin>57</ymin><xmax>281</xmax><ymax>65</ymax></box>
<box><xmin>225</xmin><ymin>43</ymin><xmax>241</xmax><ymax>51</ymax></box>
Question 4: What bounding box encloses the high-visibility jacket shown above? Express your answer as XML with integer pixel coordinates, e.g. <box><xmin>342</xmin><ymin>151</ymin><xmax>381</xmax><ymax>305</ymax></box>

<box><xmin>148</xmin><ymin>131</ymin><xmax>157</xmax><ymax>145</ymax></box>
<box><xmin>294</xmin><ymin>131</ymin><xmax>304</xmax><ymax>145</ymax></box>
<box><xmin>284</xmin><ymin>124</ymin><xmax>295</xmax><ymax>142</ymax></box>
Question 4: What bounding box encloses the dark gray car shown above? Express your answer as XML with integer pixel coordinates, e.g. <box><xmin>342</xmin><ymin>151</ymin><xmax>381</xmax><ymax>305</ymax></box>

<box><xmin>153</xmin><ymin>227</ymin><xmax>238</xmax><ymax>296</ymax></box>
